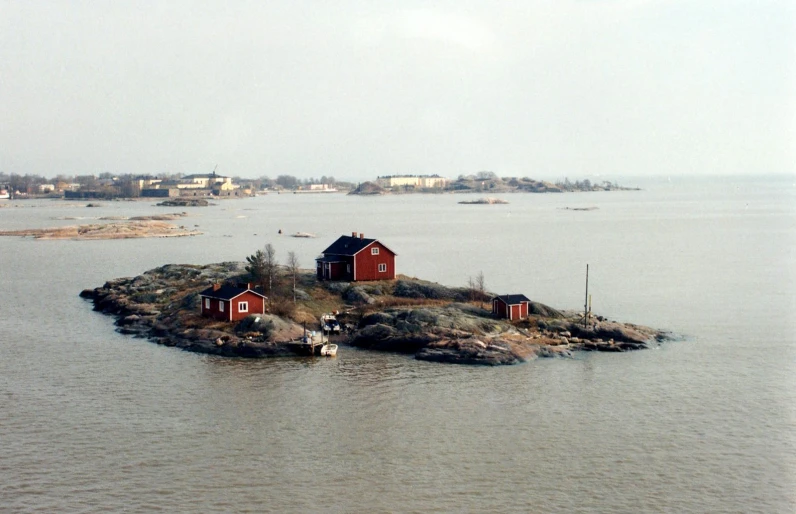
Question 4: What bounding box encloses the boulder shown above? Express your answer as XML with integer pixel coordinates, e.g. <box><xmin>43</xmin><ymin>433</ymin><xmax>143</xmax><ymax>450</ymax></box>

<box><xmin>393</xmin><ymin>280</ymin><xmax>465</xmax><ymax>301</ymax></box>
<box><xmin>528</xmin><ymin>301</ymin><xmax>564</xmax><ymax>318</ymax></box>
<box><xmin>360</xmin><ymin>312</ymin><xmax>395</xmax><ymax>327</ymax></box>
<box><xmin>343</xmin><ymin>286</ymin><xmax>375</xmax><ymax>305</ymax></box>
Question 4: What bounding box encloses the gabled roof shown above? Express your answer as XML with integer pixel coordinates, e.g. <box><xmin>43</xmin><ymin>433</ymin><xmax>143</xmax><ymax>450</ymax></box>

<box><xmin>321</xmin><ymin>235</ymin><xmax>396</xmax><ymax>257</ymax></box>
<box><xmin>494</xmin><ymin>294</ymin><xmax>531</xmax><ymax>305</ymax></box>
<box><xmin>199</xmin><ymin>285</ymin><xmax>266</xmax><ymax>301</ymax></box>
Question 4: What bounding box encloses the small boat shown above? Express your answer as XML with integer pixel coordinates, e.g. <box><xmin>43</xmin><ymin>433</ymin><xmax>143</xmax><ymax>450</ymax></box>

<box><xmin>0</xmin><ymin>189</ymin><xmax>9</xmax><ymax>200</ymax></box>
<box><xmin>321</xmin><ymin>313</ymin><xmax>341</xmax><ymax>333</ymax></box>
<box><xmin>320</xmin><ymin>343</ymin><xmax>338</xmax><ymax>357</ymax></box>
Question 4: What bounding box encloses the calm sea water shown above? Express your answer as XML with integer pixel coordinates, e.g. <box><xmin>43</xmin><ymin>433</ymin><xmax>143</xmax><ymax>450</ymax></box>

<box><xmin>1</xmin><ymin>176</ymin><xmax>794</xmax><ymax>513</ymax></box>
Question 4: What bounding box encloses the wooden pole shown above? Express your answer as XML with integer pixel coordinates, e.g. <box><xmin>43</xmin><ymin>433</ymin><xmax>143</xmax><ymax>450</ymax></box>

<box><xmin>584</xmin><ymin>264</ymin><xmax>589</xmax><ymax>328</ymax></box>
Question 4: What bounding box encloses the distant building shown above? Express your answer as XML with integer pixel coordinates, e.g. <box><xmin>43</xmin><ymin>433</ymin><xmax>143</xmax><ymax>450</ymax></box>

<box><xmin>316</xmin><ymin>232</ymin><xmax>397</xmax><ymax>282</ymax></box>
<box><xmin>199</xmin><ymin>283</ymin><xmax>266</xmax><ymax>322</ymax></box>
<box><xmin>376</xmin><ymin>175</ymin><xmax>448</xmax><ymax>189</ymax></box>
<box><xmin>140</xmin><ymin>188</ymin><xmax>178</xmax><ymax>198</ymax></box>
<box><xmin>179</xmin><ymin>172</ymin><xmax>233</xmax><ymax>190</ymax></box>
<box><xmin>492</xmin><ymin>294</ymin><xmax>531</xmax><ymax>321</ymax></box>
<box><xmin>134</xmin><ymin>176</ymin><xmax>162</xmax><ymax>190</ymax></box>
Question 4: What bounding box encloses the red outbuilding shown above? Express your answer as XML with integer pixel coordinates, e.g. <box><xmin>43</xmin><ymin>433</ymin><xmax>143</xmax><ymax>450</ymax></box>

<box><xmin>199</xmin><ymin>283</ymin><xmax>266</xmax><ymax>322</ymax></box>
<box><xmin>492</xmin><ymin>294</ymin><xmax>531</xmax><ymax>320</ymax></box>
<box><xmin>316</xmin><ymin>232</ymin><xmax>397</xmax><ymax>282</ymax></box>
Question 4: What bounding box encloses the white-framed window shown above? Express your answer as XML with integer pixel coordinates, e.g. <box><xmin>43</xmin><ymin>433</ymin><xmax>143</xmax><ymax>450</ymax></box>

<box><xmin>371</xmin><ymin>247</ymin><xmax>379</xmax><ymax>255</ymax></box>
<box><xmin>219</xmin><ymin>301</ymin><xmax>225</xmax><ymax>312</ymax></box>
<box><xmin>238</xmin><ymin>301</ymin><xmax>248</xmax><ymax>313</ymax></box>
<box><xmin>378</xmin><ymin>263</ymin><xmax>387</xmax><ymax>273</ymax></box>
<box><xmin>204</xmin><ymin>298</ymin><xmax>210</xmax><ymax>309</ymax></box>
<box><xmin>347</xmin><ymin>264</ymin><xmax>351</xmax><ymax>272</ymax></box>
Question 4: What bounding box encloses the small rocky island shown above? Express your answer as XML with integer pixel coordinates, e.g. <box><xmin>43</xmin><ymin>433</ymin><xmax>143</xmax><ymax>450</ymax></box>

<box><xmin>80</xmin><ymin>262</ymin><xmax>670</xmax><ymax>366</ymax></box>
<box><xmin>0</xmin><ymin>213</ymin><xmax>200</xmax><ymax>240</ymax></box>
<box><xmin>156</xmin><ymin>198</ymin><xmax>212</xmax><ymax>207</ymax></box>
<box><xmin>458</xmin><ymin>197</ymin><xmax>509</xmax><ymax>205</ymax></box>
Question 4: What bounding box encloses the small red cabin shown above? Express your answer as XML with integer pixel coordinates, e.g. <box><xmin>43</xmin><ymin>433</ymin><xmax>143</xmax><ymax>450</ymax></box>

<box><xmin>316</xmin><ymin>232</ymin><xmax>396</xmax><ymax>282</ymax></box>
<box><xmin>199</xmin><ymin>283</ymin><xmax>266</xmax><ymax>321</ymax></box>
<box><xmin>492</xmin><ymin>294</ymin><xmax>531</xmax><ymax>320</ymax></box>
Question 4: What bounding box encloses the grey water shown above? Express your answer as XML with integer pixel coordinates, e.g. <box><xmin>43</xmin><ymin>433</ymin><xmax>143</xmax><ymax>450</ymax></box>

<box><xmin>0</xmin><ymin>176</ymin><xmax>794</xmax><ymax>513</ymax></box>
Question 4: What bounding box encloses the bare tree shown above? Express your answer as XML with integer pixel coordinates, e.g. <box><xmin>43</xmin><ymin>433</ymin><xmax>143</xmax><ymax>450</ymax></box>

<box><xmin>467</xmin><ymin>276</ymin><xmax>476</xmax><ymax>302</ymax></box>
<box><xmin>475</xmin><ymin>271</ymin><xmax>486</xmax><ymax>308</ymax></box>
<box><xmin>263</xmin><ymin>243</ymin><xmax>278</xmax><ymax>301</ymax></box>
<box><xmin>287</xmin><ymin>251</ymin><xmax>300</xmax><ymax>303</ymax></box>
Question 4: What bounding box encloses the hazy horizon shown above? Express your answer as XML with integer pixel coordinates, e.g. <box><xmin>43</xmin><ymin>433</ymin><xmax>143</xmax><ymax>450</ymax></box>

<box><xmin>1</xmin><ymin>1</ymin><xmax>793</xmax><ymax>181</ymax></box>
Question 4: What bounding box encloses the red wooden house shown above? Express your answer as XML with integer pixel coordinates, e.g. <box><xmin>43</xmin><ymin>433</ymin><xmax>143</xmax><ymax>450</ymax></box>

<box><xmin>316</xmin><ymin>232</ymin><xmax>396</xmax><ymax>282</ymax></box>
<box><xmin>199</xmin><ymin>283</ymin><xmax>266</xmax><ymax>321</ymax></box>
<box><xmin>492</xmin><ymin>294</ymin><xmax>531</xmax><ymax>321</ymax></box>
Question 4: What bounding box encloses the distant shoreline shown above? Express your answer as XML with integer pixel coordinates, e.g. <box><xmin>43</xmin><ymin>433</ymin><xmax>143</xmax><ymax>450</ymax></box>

<box><xmin>349</xmin><ymin>177</ymin><xmax>640</xmax><ymax>196</ymax></box>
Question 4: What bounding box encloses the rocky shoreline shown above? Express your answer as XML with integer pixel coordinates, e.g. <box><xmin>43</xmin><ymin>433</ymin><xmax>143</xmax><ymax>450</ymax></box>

<box><xmin>80</xmin><ymin>263</ymin><xmax>671</xmax><ymax>365</ymax></box>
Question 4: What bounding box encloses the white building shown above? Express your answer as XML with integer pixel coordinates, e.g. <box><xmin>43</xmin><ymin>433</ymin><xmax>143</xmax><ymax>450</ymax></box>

<box><xmin>376</xmin><ymin>175</ymin><xmax>448</xmax><ymax>189</ymax></box>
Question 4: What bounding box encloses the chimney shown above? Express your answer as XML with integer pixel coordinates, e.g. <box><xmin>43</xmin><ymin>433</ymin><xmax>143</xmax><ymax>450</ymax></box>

<box><xmin>212</xmin><ymin>283</ymin><xmax>221</xmax><ymax>291</ymax></box>
<box><xmin>352</xmin><ymin>231</ymin><xmax>357</xmax><ymax>238</ymax></box>
<box><xmin>247</xmin><ymin>282</ymin><xmax>253</xmax><ymax>290</ymax></box>
<box><xmin>360</xmin><ymin>233</ymin><xmax>364</xmax><ymax>240</ymax></box>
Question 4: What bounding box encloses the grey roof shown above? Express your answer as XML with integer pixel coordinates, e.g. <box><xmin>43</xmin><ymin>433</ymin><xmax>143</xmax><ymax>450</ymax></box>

<box><xmin>199</xmin><ymin>285</ymin><xmax>265</xmax><ymax>301</ymax></box>
<box><xmin>494</xmin><ymin>294</ymin><xmax>531</xmax><ymax>305</ymax></box>
<box><xmin>316</xmin><ymin>255</ymin><xmax>346</xmax><ymax>263</ymax></box>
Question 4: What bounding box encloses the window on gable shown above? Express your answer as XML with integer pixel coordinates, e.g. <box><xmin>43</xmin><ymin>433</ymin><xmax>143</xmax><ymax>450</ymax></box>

<box><xmin>378</xmin><ymin>263</ymin><xmax>387</xmax><ymax>273</ymax></box>
<box><xmin>239</xmin><ymin>301</ymin><xmax>248</xmax><ymax>313</ymax></box>
<box><xmin>371</xmin><ymin>247</ymin><xmax>379</xmax><ymax>255</ymax></box>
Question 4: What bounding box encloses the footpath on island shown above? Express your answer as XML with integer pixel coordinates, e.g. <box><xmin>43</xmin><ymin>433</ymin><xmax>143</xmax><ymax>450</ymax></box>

<box><xmin>80</xmin><ymin>262</ymin><xmax>671</xmax><ymax>366</ymax></box>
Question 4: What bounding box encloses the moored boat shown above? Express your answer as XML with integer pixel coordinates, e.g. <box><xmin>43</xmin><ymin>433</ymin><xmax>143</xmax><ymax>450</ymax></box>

<box><xmin>320</xmin><ymin>343</ymin><xmax>338</xmax><ymax>357</ymax></box>
<box><xmin>321</xmin><ymin>313</ymin><xmax>341</xmax><ymax>333</ymax></box>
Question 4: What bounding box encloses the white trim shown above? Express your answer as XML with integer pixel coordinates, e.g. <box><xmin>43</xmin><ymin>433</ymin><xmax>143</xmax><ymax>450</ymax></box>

<box><xmin>204</xmin><ymin>298</ymin><xmax>210</xmax><ymax>309</ymax></box>
<box><xmin>353</xmin><ymin>256</ymin><xmax>357</xmax><ymax>281</ymax></box>
<box><xmin>350</xmin><ymin>240</ymin><xmax>398</xmax><ymax>257</ymax></box>
<box><xmin>378</xmin><ymin>263</ymin><xmax>387</xmax><ymax>273</ymax></box>
<box><xmin>371</xmin><ymin>247</ymin><xmax>379</xmax><ymax>255</ymax></box>
<box><xmin>219</xmin><ymin>301</ymin><xmax>225</xmax><ymax>313</ymax></box>
<box><xmin>201</xmin><ymin>290</ymin><xmax>266</xmax><ymax>301</ymax></box>
<box><xmin>239</xmin><ymin>301</ymin><xmax>248</xmax><ymax>313</ymax></box>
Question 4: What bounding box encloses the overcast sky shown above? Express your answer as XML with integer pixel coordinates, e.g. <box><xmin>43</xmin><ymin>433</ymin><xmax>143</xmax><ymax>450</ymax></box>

<box><xmin>1</xmin><ymin>1</ymin><xmax>793</xmax><ymax>180</ymax></box>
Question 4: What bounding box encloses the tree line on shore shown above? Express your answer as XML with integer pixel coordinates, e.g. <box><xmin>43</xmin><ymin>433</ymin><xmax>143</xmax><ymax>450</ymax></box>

<box><xmin>0</xmin><ymin>171</ymin><xmax>353</xmax><ymax>196</ymax></box>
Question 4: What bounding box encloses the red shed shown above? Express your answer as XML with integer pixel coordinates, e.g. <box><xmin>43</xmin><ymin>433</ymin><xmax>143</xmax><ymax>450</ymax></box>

<box><xmin>492</xmin><ymin>294</ymin><xmax>531</xmax><ymax>320</ymax></box>
<box><xmin>199</xmin><ymin>283</ymin><xmax>267</xmax><ymax>322</ymax></box>
<box><xmin>316</xmin><ymin>232</ymin><xmax>396</xmax><ymax>282</ymax></box>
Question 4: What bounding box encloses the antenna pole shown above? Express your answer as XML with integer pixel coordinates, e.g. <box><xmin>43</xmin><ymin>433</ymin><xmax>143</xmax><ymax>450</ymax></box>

<box><xmin>584</xmin><ymin>264</ymin><xmax>589</xmax><ymax>329</ymax></box>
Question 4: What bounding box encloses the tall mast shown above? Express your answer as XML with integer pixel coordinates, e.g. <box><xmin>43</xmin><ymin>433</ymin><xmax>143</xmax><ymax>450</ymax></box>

<box><xmin>584</xmin><ymin>264</ymin><xmax>589</xmax><ymax>329</ymax></box>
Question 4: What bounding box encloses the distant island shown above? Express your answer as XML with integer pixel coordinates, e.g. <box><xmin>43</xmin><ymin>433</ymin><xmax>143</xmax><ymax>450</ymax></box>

<box><xmin>80</xmin><ymin>262</ymin><xmax>669</xmax><ymax>366</ymax></box>
<box><xmin>350</xmin><ymin>173</ymin><xmax>639</xmax><ymax>195</ymax></box>
<box><xmin>0</xmin><ymin>212</ymin><xmax>200</xmax><ymax>240</ymax></box>
<box><xmin>458</xmin><ymin>197</ymin><xmax>509</xmax><ymax>205</ymax></box>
